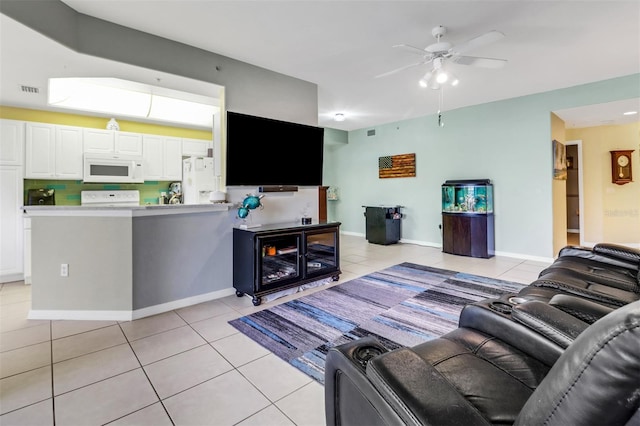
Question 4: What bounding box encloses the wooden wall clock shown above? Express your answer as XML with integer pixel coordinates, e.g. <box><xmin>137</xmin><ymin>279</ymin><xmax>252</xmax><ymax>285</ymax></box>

<box><xmin>610</xmin><ymin>150</ymin><xmax>634</xmax><ymax>185</ymax></box>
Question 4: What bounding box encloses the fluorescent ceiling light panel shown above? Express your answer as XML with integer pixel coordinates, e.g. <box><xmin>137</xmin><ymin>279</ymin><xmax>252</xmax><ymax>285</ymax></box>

<box><xmin>149</xmin><ymin>95</ymin><xmax>215</xmax><ymax>127</ymax></box>
<box><xmin>49</xmin><ymin>78</ymin><xmax>151</xmax><ymax>117</ymax></box>
<box><xmin>48</xmin><ymin>77</ymin><xmax>218</xmax><ymax>128</ymax></box>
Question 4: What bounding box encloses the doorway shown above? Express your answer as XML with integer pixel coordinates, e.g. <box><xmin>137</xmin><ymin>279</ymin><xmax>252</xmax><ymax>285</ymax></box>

<box><xmin>565</xmin><ymin>140</ymin><xmax>583</xmax><ymax>246</ymax></box>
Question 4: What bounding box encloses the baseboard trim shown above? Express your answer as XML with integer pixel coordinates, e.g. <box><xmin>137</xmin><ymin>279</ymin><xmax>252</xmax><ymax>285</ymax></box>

<box><xmin>131</xmin><ymin>288</ymin><xmax>236</xmax><ymax>320</ymax></box>
<box><xmin>339</xmin><ymin>231</ymin><xmax>554</xmax><ymax>262</ymax></box>
<box><xmin>0</xmin><ymin>273</ymin><xmax>25</xmax><ymax>284</ymax></box>
<box><xmin>28</xmin><ymin>310</ymin><xmax>132</xmax><ymax>321</ymax></box>
<box><xmin>493</xmin><ymin>250</ymin><xmax>554</xmax><ymax>263</ymax></box>
<box><xmin>399</xmin><ymin>237</ymin><xmax>442</xmax><ymax>248</ymax></box>
<box><xmin>28</xmin><ymin>288</ymin><xmax>237</xmax><ymax>321</ymax></box>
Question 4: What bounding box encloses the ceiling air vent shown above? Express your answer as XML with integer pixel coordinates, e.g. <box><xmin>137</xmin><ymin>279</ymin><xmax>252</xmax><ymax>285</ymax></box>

<box><xmin>20</xmin><ymin>85</ymin><xmax>40</xmax><ymax>94</ymax></box>
<box><xmin>367</xmin><ymin>129</ymin><xmax>376</xmax><ymax>136</ymax></box>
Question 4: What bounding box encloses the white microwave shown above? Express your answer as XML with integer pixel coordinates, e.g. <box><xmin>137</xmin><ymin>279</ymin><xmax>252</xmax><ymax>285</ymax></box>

<box><xmin>83</xmin><ymin>153</ymin><xmax>144</xmax><ymax>183</ymax></box>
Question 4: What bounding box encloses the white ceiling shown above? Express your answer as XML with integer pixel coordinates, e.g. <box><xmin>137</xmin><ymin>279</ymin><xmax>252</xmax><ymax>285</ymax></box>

<box><xmin>1</xmin><ymin>1</ymin><xmax>639</xmax><ymax>131</ymax></box>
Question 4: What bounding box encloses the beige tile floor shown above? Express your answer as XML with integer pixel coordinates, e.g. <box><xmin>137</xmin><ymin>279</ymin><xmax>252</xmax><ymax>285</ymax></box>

<box><xmin>0</xmin><ymin>235</ymin><xmax>551</xmax><ymax>425</ymax></box>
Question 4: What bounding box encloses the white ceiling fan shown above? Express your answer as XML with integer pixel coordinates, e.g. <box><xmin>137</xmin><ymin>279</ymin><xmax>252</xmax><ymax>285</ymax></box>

<box><xmin>377</xmin><ymin>25</ymin><xmax>507</xmax><ymax>89</ymax></box>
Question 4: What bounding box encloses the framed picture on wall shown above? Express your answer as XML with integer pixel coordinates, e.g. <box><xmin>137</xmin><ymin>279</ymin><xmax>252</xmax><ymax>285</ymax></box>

<box><xmin>553</xmin><ymin>139</ymin><xmax>567</xmax><ymax>180</ymax></box>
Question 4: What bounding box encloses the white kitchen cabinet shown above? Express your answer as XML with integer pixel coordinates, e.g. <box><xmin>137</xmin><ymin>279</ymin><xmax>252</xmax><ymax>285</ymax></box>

<box><xmin>116</xmin><ymin>132</ymin><xmax>143</xmax><ymax>155</ymax></box>
<box><xmin>0</xmin><ymin>119</ymin><xmax>25</xmax><ymax>166</ymax></box>
<box><xmin>83</xmin><ymin>128</ymin><xmax>114</xmax><ymax>153</ymax></box>
<box><xmin>25</xmin><ymin>122</ymin><xmax>56</xmax><ymax>178</ymax></box>
<box><xmin>182</xmin><ymin>138</ymin><xmax>211</xmax><ymax>157</ymax></box>
<box><xmin>26</xmin><ymin>123</ymin><xmax>83</xmax><ymax>179</ymax></box>
<box><xmin>164</xmin><ymin>138</ymin><xmax>183</xmax><ymax>179</ymax></box>
<box><xmin>83</xmin><ymin>128</ymin><xmax>143</xmax><ymax>155</ymax></box>
<box><xmin>143</xmin><ymin>135</ymin><xmax>182</xmax><ymax>181</ymax></box>
<box><xmin>55</xmin><ymin>125</ymin><xmax>83</xmax><ymax>179</ymax></box>
<box><xmin>0</xmin><ymin>165</ymin><xmax>24</xmax><ymax>282</ymax></box>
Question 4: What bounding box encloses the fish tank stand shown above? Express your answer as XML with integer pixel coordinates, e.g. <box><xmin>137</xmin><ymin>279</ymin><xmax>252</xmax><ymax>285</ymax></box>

<box><xmin>441</xmin><ymin>179</ymin><xmax>494</xmax><ymax>258</ymax></box>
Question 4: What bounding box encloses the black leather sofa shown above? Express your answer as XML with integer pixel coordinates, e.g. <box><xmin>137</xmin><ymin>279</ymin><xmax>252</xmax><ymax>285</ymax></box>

<box><xmin>325</xmin><ymin>243</ymin><xmax>640</xmax><ymax>425</ymax></box>
<box><xmin>519</xmin><ymin>243</ymin><xmax>640</xmax><ymax>309</ymax></box>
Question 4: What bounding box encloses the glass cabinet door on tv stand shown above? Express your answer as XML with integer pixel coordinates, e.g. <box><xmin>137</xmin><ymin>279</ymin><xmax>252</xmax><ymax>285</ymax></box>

<box><xmin>305</xmin><ymin>229</ymin><xmax>339</xmax><ymax>278</ymax></box>
<box><xmin>233</xmin><ymin>221</ymin><xmax>341</xmax><ymax>306</ymax></box>
<box><xmin>260</xmin><ymin>234</ymin><xmax>301</xmax><ymax>289</ymax></box>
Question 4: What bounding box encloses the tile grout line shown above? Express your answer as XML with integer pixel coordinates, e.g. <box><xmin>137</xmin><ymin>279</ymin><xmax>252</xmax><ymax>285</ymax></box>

<box><xmin>49</xmin><ymin>320</ymin><xmax>56</xmax><ymax>426</ymax></box>
<box><xmin>115</xmin><ymin>320</ymin><xmax>177</xmax><ymax>426</ymax></box>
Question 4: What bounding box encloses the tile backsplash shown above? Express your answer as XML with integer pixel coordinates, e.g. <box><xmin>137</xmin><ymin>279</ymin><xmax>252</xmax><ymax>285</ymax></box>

<box><xmin>23</xmin><ymin>180</ymin><xmax>178</xmax><ymax>206</ymax></box>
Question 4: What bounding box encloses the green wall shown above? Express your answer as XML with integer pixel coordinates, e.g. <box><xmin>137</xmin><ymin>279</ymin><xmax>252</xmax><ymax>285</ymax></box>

<box><xmin>324</xmin><ymin>74</ymin><xmax>640</xmax><ymax>259</ymax></box>
<box><xmin>23</xmin><ymin>180</ymin><xmax>176</xmax><ymax>206</ymax></box>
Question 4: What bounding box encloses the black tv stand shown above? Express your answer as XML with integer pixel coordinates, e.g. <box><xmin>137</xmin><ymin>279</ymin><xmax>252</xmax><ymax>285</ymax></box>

<box><xmin>233</xmin><ymin>221</ymin><xmax>341</xmax><ymax>305</ymax></box>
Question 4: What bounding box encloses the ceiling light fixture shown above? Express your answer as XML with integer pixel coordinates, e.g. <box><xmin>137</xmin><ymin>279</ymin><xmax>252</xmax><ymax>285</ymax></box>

<box><xmin>623</xmin><ymin>111</ymin><xmax>638</xmax><ymax>115</ymax></box>
<box><xmin>334</xmin><ymin>113</ymin><xmax>346</xmax><ymax>122</ymax></box>
<box><xmin>419</xmin><ymin>58</ymin><xmax>459</xmax><ymax>90</ymax></box>
<box><xmin>48</xmin><ymin>77</ymin><xmax>219</xmax><ymax>128</ymax></box>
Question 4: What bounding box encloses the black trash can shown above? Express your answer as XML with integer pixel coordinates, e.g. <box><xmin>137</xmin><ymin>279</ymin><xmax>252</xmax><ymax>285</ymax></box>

<box><xmin>363</xmin><ymin>206</ymin><xmax>403</xmax><ymax>245</ymax></box>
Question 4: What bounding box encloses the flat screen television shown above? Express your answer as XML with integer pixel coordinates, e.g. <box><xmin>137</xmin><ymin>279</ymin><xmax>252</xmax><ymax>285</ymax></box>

<box><xmin>226</xmin><ymin>111</ymin><xmax>324</xmax><ymax>186</ymax></box>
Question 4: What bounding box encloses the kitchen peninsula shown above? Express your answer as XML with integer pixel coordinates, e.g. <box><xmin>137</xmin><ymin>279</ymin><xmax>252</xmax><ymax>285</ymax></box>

<box><xmin>24</xmin><ymin>203</ymin><xmax>235</xmax><ymax>321</ymax></box>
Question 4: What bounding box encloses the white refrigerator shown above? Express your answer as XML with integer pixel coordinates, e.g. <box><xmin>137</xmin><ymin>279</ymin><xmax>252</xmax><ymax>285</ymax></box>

<box><xmin>182</xmin><ymin>156</ymin><xmax>215</xmax><ymax>204</ymax></box>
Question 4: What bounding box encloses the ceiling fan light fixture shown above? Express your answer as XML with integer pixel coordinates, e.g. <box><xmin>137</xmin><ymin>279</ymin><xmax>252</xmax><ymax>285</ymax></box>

<box><xmin>428</xmin><ymin>75</ymin><xmax>441</xmax><ymax>90</ymax></box>
<box><xmin>436</xmin><ymin>70</ymin><xmax>448</xmax><ymax>84</ymax></box>
<box><xmin>449</xmin><ymin>71</ymin><xmax>459</xmax><ymax>86</ymax></box>
<box><xmin>419</xmin><ymin>71</ymin><xmax>434</xmax><ymax>88</ymax></box>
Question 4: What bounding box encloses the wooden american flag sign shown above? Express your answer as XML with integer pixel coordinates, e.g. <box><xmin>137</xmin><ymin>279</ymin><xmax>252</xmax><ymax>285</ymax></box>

<box><xmin>378</xmin><ymin>153</ymin><xmax>416</xmax><ymax>179</ymax></box>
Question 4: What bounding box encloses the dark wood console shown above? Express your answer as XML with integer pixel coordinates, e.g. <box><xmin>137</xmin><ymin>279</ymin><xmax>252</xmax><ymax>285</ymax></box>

<box><xmin>442</xmin><ymin>213</ymin><xmax>494</xmax><ymax>258</ymax></box>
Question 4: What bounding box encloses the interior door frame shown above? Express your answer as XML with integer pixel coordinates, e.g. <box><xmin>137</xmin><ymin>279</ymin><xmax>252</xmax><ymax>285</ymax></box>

<box><xmin>565</xmin><ymin>139</ymin><xmax>584</xmax><ymax>246</ymax></box>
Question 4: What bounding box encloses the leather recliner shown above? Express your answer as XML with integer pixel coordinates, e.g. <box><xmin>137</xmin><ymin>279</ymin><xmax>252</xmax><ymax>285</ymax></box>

<box><xmin>518</xmin><ymin>243</ymin><xmax>640</xmax><ymax>308</ymax></box>
<box><xmin>325</xmin><ymin>295</ymin><xmax>640</xmax><ymax>425</ymax></box>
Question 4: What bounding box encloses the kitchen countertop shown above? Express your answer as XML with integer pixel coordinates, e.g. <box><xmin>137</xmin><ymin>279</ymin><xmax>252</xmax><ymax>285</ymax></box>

<box><xmin>23</xmin><ymin>203</ymin><xmax>234</xmax><ymax>217</ymax></box>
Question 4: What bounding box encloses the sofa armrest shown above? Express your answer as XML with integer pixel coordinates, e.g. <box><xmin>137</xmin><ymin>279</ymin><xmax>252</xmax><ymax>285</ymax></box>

<box><xmin>325</xmin><ymin>337</ymin><xmax>401</xmax><ymax>426</ymax></box>
<box><xmin>511</xmin><ymin>300</ymin><xmax>588</xmax><ymax>349</ymax></box>
<box><xmin>548</xmin><ymin>294</ymin><xmax>615</xmax><ymax>324</ymax></box>
<box><xmin>459</xmin><ymin>299</ymin><xmax>566</xmax><ymax>366</ymax></box>
<box><xmin>366</xmin><ymin>347</ymin><xmax>491</xmax><ymax>426</ymax></box>
<box><xmin>325</xmin><ymin>335</ymin><xmax>493</xmax><ymax>426</ymax></box>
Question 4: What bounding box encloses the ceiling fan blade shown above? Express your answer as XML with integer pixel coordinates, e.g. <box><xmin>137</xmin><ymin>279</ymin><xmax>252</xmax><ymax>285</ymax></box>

<box><xmin>393</xmin><ymin>44</ymin><xmax>430</xmax><ymax>56</ymax></box>
<box><xmin>375</xmin><ymin>60</ymin><xmax>429</xmax><ymax>78</ymax></box>
<box><xmin>452</xmin><ymin>55</ymin><xmax>507</xmax><ymax>69</ymax></box>
<box><xmin>452</xmin><ymin>30</ymin><xmax>505</xmax><ymax>55</ymax></box>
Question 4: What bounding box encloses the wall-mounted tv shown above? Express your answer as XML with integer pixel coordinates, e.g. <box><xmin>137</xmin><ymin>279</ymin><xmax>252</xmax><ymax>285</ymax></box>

<box><xmin>226</xmin><ymin>111</ymin><xmax>324</xmax><ymax>186</ymax></box>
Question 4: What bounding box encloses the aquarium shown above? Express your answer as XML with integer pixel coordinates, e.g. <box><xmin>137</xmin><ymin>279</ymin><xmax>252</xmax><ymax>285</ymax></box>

<box><xmin>442</xmin><ymin>179</ymin><xmax>493</xmax><ymax>214</ymax></box>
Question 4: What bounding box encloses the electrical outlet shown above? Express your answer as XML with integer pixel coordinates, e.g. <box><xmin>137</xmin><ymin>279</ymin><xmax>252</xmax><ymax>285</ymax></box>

<box><xmin>60</xmin><ymin>263</ymin><xmax>69</xmax><ymax>277</ymax></box>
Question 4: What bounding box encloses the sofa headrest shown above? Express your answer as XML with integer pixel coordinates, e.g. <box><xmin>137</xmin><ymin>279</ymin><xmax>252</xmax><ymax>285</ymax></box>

<box><xmin>593</xmin><ymin>243</ymin><xmax>640</xmax><ymax>264</ymax></box>
<box><xmin>515</xmin><ymin>300</ymin><xmax>640</xmax><ymax>425</ymax></box>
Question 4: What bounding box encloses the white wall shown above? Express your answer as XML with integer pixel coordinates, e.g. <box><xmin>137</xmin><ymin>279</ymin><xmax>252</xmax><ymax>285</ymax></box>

<box><xmin>226</xmin><ymin>187</ymin><xmax>320</xmax><ymax>227</ymax></box>
<box><xmin>0</xmin><ymin>1</ymin><xmax>318</xmax><ymax>126</ymax></box>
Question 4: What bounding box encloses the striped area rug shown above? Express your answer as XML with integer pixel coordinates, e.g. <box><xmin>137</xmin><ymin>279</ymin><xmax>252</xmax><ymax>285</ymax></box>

<box><xmin>229</xmin><ymin>262</ymin><xmax>525</xmax><ymax>384</ymax></box>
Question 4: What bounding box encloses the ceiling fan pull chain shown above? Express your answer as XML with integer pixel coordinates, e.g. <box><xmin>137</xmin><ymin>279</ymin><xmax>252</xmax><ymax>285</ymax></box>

<box><xmin>438</xmin><ymin>87</ymin><xmax>445</xmax><ymax>127</ymax></box>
